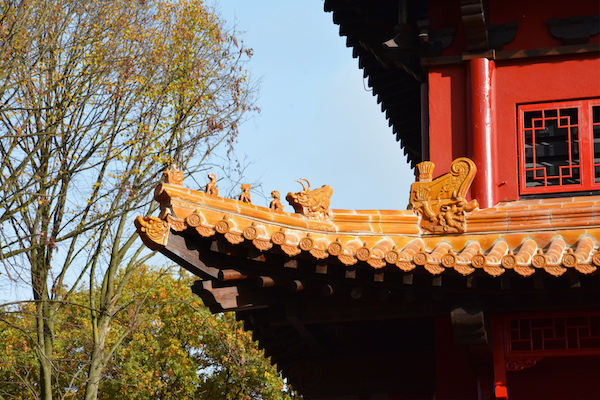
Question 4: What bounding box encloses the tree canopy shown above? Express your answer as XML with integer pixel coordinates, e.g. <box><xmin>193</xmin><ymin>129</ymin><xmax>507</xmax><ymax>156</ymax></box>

<box><xmin>0</xmin><ymin>267</ymin><xmax>300</xmax><ymax>399</ymax></box>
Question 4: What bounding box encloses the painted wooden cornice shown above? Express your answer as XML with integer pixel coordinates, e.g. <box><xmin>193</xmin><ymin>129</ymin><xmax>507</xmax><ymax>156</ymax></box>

<box><xmin>136</xmin><ymin>161</ymin><xmax>600</xmax><ymax>278</ymax></box>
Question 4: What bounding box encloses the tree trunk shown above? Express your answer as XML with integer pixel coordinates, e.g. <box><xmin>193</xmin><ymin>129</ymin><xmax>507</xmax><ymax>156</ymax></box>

<box><xmin>34</xmin><ymin>268</ymin><xmax>54</xmax><ymax>400</ymax></box>
<box><xmin>83</xmin><ymin>315</ymin><xmax>110</xmax><ymax>400</ymax></box>
<box><xmin>37</xmin><ymin>306</ymin><xmax>53</xmax><ymax>400</ymax></box>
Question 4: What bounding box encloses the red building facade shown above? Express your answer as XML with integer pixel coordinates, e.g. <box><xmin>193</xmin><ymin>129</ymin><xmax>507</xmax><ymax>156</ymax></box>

<box><xmin>427</xmin><ymin>0</ymin><xmax>600</xmax><ymax>206</ymax></box>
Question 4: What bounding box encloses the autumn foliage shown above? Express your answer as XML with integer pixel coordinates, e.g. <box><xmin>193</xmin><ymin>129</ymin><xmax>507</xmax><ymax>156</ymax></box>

<box><xmin>0</xmin><ymin>268</ymin><xmax>300</xmax><ymax>399</ymax></box>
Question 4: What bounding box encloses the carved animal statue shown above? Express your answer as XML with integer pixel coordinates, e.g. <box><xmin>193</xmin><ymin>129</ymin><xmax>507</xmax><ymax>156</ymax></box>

<box><xmin>286</xmin><ymin>179</ymin><xmax>332</xmax><ymax>220</ymax></box>
<box><xmin>438</xmin><ymin>200</ymin><xmax>478</xmax><ymax>231</ymax></box>
<box><xmin>409</xmin><ymin>158</ymin><xmax>478</xmax><ymax>233</ymax></box>
<box><xmin>269</xmin><ymin>190</ymin><xmax>284</xmax><ymax>211</ymax></box>
<box><xmin>162</xmin><ymin>165</ymin><xmax>183</xmax><ymax>185</ymax></box>
<box><xmin>239</xmin><ymin>183</ymin><xmax>252</xmax><ymax>203</ymax></box>
<box><xmin>205</xmin><ymin>173</ymin><xmax>218</xmax><ymax>196</ymax></box>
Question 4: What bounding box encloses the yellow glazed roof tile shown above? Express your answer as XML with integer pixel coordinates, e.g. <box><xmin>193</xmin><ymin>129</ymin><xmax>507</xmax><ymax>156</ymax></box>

<box><xmin>137</xmin><ymin>163</ymin><xmax>600</xmax><ymax>279</ymax></box>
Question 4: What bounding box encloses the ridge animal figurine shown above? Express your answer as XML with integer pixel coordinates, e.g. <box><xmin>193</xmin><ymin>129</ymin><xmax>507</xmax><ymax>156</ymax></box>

<box><xmin>162</xmin><ymin>166</ymin><xmax>183</xmax><ymax>185</ymax></box>
<box><xmin>270</xmin><ymin>190</ymin><xmax>284</xmax><ymax>211</ymax></box>
<box><xmin>239</xmin><ymin>183</ymin><xmax>252</xmax><ymax>203</ymax></box>
<box><xmin>286</xmin><ymin>179</ymin><xmax>332</xmax><ymax>220</ymax></box>
<box><xmin>205</xmin><ymin>173</ymin><xmax>218</xmax><ymax>196</ymax></box>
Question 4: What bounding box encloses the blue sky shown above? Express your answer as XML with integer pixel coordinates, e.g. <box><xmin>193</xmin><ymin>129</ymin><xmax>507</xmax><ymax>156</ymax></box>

<box><xmin>215</xmin><ymin>0</ymin><xmax>414</xmax><ymax>210</ymax></box>
<box><xmin>0</xmin><ymin>0</ymin><xmax>415</xmax><ymax>304</ymax></box>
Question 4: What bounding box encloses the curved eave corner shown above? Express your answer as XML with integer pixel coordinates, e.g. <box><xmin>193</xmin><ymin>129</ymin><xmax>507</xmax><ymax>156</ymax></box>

<box><xmin>136</xmin><ymin>162</ymin><xmax>600</xmax><ymax>283</ymax></box>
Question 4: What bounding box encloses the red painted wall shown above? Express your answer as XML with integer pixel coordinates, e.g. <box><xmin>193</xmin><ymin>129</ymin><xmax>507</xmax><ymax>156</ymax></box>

<box><xmin>494</xmin><ymin>55</ymin><xmax>600</xmax><ymax>201</ymax></box>
<box><xmin>426</xmin><ymin>0</ymin><xmax>600</xmax><ymax>204</ymax></box>
<box><xmin>507</xmin><ymin>356</ymin><xmax>600</xmax><ymax>400</ymax></box>
<box><xmin>428</xmin><ymin>65</ymin><xmax>466</xmax><ymax>176</ymax></box>
<box><xmin>428</xmin><ymin>55</ymin><xmax>600</xmax><ymax>203</ymax></box>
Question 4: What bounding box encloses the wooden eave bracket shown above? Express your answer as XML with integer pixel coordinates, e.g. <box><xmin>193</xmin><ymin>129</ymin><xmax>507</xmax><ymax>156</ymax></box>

<box><xmin>460</xmin><ymin>0</ymin><xmax>489</xmax><ymax>52</ymax></box>
<box><xmin>547</xmin><ymin>14</ymin><xmax>600</xmax><ymax>45</ymax></box>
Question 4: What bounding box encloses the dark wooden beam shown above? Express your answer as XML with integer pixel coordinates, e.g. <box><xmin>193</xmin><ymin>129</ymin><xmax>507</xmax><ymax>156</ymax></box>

<box><xmin>160</xmin><ymin>233</ymin><xmax>220</xmax><ymax>279</ymax></box>
<box><xmin>460</xmin><ymin>0</ymin><xmax>489</xmax><ymax>51</ymax></box>
<box><xmin>191</xmin><ymin>280</ymin><xmax>238</xmax><ymax>312</ymax></box>
<box><xmin>422</xmin><ymin>43</ymin><xmax>600</xmax><ymax>66</ymax></box>
<box><xmin>450</xmin><ymin>306</ymin><xmax>488</xmax><ymax>346</ymax></box>
<box><xmin>316</xmin><ymin>263</ymin><xmax>328</xmax><ymax>274</ymax></box>
<box><xmin>350</xmin><ymin>286</ymin><xmax>364</xmax><ymax>299</ymax></box>
<box><xmin>286</xmin><ymin>305</ymin><xmax>328</xmax><ymax>355</ymax></box>
<box><xmin>257</xmin><ymin>276</ymin><xmax>276</xmax><ymax>288</ymax></box>
<box><xmin>218</xmin><ymin>269</ymin><xmax>248</xmax><ymax>281</ymax></box>
<box><xmin>289</xmin><ymin>280</ymin><xmax>304</xmax><ymax>293</ymax></box>
<box><xmin>321</xmin><ymin>284</ymin><xmax>334</xmax><ymax>297</ymax></box>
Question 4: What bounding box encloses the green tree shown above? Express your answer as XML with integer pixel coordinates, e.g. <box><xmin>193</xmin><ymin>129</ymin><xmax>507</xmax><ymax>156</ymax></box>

<box><xmin>0</xmin><ymin>1</ymin><xmax>256</xmax><ymax>399</ymax></box>
<box><xmin>0</xmin><ymin>267</ymin><xmax>300</xmax><ymax>399</ymax></box>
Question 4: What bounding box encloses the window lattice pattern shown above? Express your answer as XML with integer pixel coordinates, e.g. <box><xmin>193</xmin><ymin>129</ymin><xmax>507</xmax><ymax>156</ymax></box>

<box><xmin>509</xmin><ymin>316</ymin><xmax>600</xmax><ymax>353</ymax></box>
<box><xmin>593</xmin><ymin>106</ymin><xmax>600</xmax><ymax>183</ymax></box>
<box><xmin>522</xmin><ymin>108</ymin><xmax>580</xmax><ymax>188</ymax></box>
<box><xmin>518</xmin><ymin>99</ymin><xmax>600</xmax><ymax>195</ymax></box>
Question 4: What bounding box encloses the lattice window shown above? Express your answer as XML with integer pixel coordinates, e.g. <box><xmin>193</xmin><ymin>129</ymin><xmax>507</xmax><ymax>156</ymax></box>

<box><xmin>509</xmin><ymin>316</ymin><xmax>600</xmax><ymax>354</ymax></box>
<box><xmin>593</xmin><ymin>105</ymin><xmax>600</xmax><ymax>183</ymax></box>
<box><xmin>518</xmin><ymin>99</ymin><xmax>600</xmax><ymax>195</ymax></box>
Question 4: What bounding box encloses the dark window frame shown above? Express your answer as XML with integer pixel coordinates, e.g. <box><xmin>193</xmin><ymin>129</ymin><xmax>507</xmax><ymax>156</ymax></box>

<box><xmin>518</xmin><ymin>98</ymin><xmax>600</xmax><ymax>195</ymax></box>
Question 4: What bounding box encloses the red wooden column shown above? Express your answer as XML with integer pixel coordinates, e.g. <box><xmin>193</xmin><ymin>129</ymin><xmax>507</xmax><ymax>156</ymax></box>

<box><xmin>490</xmin><ymin>316</ymin><xmax>508</xmax><ymax>399</ymax></box>
<box><xmin>468</xmin><ymin>58</ymin><xmax>496</xmax><ymax>208</ymax></box>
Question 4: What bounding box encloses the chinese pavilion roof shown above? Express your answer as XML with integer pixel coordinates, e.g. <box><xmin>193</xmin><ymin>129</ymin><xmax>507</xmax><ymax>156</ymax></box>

<box><xmin>136</xmin><ymin>160</ymin><xmax>600</xmax><ymax>313</ymax></box>
<box><xmin>324</xmin><ymin>0</ymin><xmax>424</xmax><ymax>165</ymax></box>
